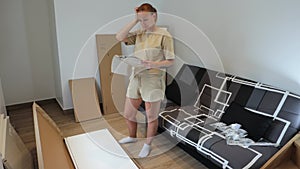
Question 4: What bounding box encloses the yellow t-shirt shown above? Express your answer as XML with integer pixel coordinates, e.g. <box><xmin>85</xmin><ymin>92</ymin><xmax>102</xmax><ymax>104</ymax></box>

<box><xmin>126</xmin><ymin>27</ymin><xmax>175</xmax><ymax>75</ymax></box>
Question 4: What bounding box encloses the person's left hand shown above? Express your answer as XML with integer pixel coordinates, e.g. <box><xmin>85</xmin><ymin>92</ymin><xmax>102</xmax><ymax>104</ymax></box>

<box><xmin>141</xmin><ymin>60</ymin><xmax>156</xmax><ymax>69</ymax></box>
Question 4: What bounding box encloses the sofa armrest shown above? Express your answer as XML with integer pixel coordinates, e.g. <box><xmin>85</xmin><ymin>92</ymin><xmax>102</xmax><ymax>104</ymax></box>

<box><xmin>261</xmin><ymin>132</ymin><xmax>300</xmax><ymax>169</ymax></box>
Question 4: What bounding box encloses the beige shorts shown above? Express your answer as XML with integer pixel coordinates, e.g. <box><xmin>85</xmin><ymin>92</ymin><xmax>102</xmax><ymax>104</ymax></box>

<box><xmin>126</xmin><ymin>71</ymin><xmax>166</xmax><ymax>102</ymax></box>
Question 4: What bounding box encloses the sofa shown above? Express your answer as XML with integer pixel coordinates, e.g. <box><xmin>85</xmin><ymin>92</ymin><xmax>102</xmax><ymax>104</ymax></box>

<box><xmin>158</xmin><ymin>64</ymin><xmax>300</xmax><ymax>169</ymax></box>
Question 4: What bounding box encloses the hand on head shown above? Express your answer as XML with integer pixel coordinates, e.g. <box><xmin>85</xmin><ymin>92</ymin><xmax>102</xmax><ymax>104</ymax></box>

<box><xmin>134</xmin><ymin>7</ymin><xmax>139</xmax><ymax>13</ymax></box>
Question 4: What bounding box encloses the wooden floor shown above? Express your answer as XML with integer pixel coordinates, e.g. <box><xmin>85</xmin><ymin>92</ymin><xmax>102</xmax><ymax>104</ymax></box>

<box><xmin>7</xmin><ymin>99</ymin><xmax>208</xmax><ymax>169</ymax></box>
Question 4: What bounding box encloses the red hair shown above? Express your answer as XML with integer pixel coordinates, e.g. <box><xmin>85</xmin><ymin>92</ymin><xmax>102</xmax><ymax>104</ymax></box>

<box><xmin>136</xmin><ymin>3</ymin><xmax>157</xmax><ymax>14</ymax></box>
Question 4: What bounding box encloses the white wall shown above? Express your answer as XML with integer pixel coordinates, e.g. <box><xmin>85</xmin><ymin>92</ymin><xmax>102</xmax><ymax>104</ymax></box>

<box><xmin>0</xmin><ymin>0</ymin><xmax>56</xmax><ymax>105</ymax></box>
<box><xmin>162</xmin><ymin>0</ymin><xmax>300</xmax><ymax>94</ymax></box>
<box><xmin>0</xmin><ymin>0</ymin><xmax>298</xmax><ymax>109</ymax></box>
<box><xmin>54</xmin><ymin>0</ymin><xmax>300</xmax><ymax>109</ymax></box>
<box><xmin>47</xmin><ymin>0</ymin><xmax>63</xmax><ymax>107</ymax></box>
<box><xmin>53</xmin><ymin>0</ymin><xmax>165</xmax><ymax>109</ymax></box>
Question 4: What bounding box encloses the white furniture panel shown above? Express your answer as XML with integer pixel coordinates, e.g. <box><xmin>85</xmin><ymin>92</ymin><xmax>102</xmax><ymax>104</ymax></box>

<box><xmin>65</xmin><ymin>129</ymin><xmax>138</xmax><ymax>169</ymax></box>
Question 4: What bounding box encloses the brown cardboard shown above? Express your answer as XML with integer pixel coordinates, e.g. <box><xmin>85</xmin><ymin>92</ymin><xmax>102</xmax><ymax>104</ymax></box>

<box><xmin>96</xmin><ymin>34</ymin><xmax>126</xmax><ymax>114</ymax></box>
<box><xmin>32</xmin><ymin>103</ymin><xmax>75</xmax><ymax>169</ymax></box>
<box><xmin>69</xmin><ymin>77</ymin><xmax>102</xmax><ymax>122</ymax></box>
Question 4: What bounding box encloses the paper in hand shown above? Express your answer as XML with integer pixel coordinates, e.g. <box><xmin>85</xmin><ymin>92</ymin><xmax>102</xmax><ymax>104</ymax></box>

<box><xmin>118</xmin><ymin>55</ymin><xmax>143</xmax><ymax>67</ymax></box>
<box><xmin>111</xmin><ymin>55</ymin><xmax>144</xmax><ymax>76</ymax></box>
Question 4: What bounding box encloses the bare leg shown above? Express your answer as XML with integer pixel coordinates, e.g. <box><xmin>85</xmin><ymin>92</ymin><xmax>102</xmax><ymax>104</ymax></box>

<box><xmin>145</xmin><ymin>101</ymin><xmax>160</xmax><ymax>144</ymax></box>
<box><xmin>138</xmin><ymin>101</ymin><xmax>160</xmax><ymax>157</ymax></box>
<box><xmin>123</xmin><ymin>97</ymin><xmax>142</xmax><ymax>138</ymax></box>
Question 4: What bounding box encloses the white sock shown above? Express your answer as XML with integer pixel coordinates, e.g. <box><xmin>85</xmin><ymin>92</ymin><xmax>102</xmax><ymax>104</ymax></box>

<box><xmin>118</xmin><ymin>137</ymin><xmax>137</xmax><ymax>144</ymax></box>
<box><xmin>138</xmin><ymin>143</ymin><xmax>151</xmax><ymax>158</ymax></box>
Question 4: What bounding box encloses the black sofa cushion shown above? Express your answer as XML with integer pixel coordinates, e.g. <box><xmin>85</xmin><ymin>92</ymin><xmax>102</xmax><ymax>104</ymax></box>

<box><xmin>263</xmin><ymin>95</ymin><xmax>300</xmax><ymax>146</ymax></box>
<box><xmin>165</xmin><ymin>64</ymin><xmax>207</xmax><ymax>106</ymax></box>
<box><xmin>220</xmin><ymin>102</ymin><xmax>273</xmax><ymax>141</ymax></box>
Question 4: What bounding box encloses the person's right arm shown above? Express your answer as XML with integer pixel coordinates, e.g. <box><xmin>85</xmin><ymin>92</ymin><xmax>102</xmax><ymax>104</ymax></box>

<box><xmin>116</xmin><ymin>19</ymin><xmax>138</xmax><ymax>42</ymax></box>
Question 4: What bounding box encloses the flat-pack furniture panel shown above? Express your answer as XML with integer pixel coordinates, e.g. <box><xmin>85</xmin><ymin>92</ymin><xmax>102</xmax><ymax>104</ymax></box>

<box><xmin>33</xmin><ymin>103</ymin><xmax>75</xmax><ymax>169</ymax></box>
<box><xmin>4</xmin><ymin>120</ymin><xmax>33</xmax><ymax>169</ymax></box>
<box><xmin>69</xmin><ymin>77</ymin><xmax>102</xmax><ymax>122</ymax></box>
<box><xmin>0</xmin><ymin>113</ymin><xmax>33</xmax><ymax>169</ymax></box>
<box><xmin>65</xmin><ymin>129</ymin><xmax>139</xmax><ymax>169</ymax></box>
<box><xmin>96</xmin><ymin>34</ymin><xmax>126</xmax><ymax>115</ymax></box>
<box><xmin>0</xmin><ymin>114</ymin><xmax>5</xmax><ymax>155</ymax></box>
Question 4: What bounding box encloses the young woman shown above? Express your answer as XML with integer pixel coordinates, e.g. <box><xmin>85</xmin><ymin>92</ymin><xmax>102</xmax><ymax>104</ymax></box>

<box><xmin>116</xmin><ymin>3</ymin><xmax>175</xmax><ymax>158</ymax></box>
